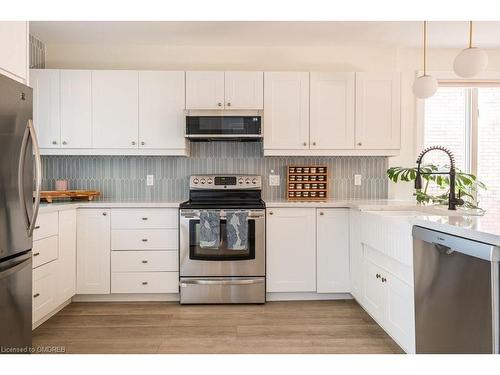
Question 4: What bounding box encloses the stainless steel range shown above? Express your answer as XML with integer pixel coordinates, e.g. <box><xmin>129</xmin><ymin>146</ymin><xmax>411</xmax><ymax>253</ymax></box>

<box><xmin>179</xmin><ymin>175</ymin><xmax>266</xmax><ymax>304</ymax></box>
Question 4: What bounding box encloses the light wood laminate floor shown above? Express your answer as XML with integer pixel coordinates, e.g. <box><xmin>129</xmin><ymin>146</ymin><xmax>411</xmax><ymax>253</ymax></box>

<box><xmin>33</xmin><ymin>300</ymin><xmax>403</xmax><ymax>354</ymax></box>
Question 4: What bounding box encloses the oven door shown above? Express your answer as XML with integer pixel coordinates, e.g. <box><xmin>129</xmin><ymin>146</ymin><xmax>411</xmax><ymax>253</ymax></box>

<box><xmin>179</xmin><ymin>209</ymin><xmax>265</xmax><ymax>277</ymax></box>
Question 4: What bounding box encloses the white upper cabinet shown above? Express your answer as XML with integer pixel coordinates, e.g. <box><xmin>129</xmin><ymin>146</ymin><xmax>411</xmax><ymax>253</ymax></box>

<box><xmin>60</xmin><ymin>70</ymin><xmax>92</xmax><ymax>148</ymax></box>
<box><xmin>186</xmin><ymin>71</ymin><xmax>225</xmax><ymax>109</ymax></box>
<box><xmin>355</xmin><ymin>72</ymin><xmax>401</xmax><ymax>150</ymax></box>
<box><xmin>263</xmin><ymin>72</ymin><xmax>310</xmax><ymax>150</ymax></box>
<box><xmin>224</xmin><ymin>71</ymin><xmax>263</xmax><ymax>109</ymax></box>
<box><xmin>77</xmin><ymin>209</ymin><xmax>111</xmax><ymax>295</ymax></box>
<box><xmin>139</xmin><ymin>71</ymin><xmax>186</xmax><ymax>150</ymax></box>
<box><xmin>316</xmin><ymin>209</ymin><xmax>350</xmax><ymax>293</ymax></box>
<box><xmin>92</xmin><ymin>70</ymin><xmax>139</xmax><ymax>149</ymax></box>
<box><xmin>31</xmin><ymin>69</ymin><xmax>61</xmax><ymax>148</ymax></box>
<box><xmin>310</xmin><ymin>72</ymin><xmax>355</xmax><ymax>149</ymax></box>
<box><xmin>0</xmin><ymin>21</ymin><xmax>28</xmax><ymax>84</ymax></box>
<box><xmin>266</xmin><ymin>208</ymin><xmax>316</xmax><ymax>293</ymax></box>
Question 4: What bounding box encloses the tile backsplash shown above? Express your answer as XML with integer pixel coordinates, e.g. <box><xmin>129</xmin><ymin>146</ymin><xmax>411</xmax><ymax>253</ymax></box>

<box><xmin>41</xmin><ymin>142</ymin><xmax>388</xmax><ymax>201</ymax></box>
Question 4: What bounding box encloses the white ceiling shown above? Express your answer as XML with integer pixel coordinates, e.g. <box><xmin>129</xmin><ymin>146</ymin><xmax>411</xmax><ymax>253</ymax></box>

<box><xmin>29</xmin><ymin>21</ymin><xmax>500</xmax><ymax>49</ymax></box>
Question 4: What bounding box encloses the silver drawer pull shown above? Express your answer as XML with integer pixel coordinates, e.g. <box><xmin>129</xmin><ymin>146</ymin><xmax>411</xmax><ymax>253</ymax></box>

<box><xmin>34</xmin><ymin>225</ymin><xmax>40</xmax><ymax>230</ymax></box>
<box><xmin>142</xmin><ymin>281</ymin><xmax>148</xmax><ymax>285</ymax></box>
<box><xmin>376</xmin><ymin>273</ymin><xmax>381</xmax><ymax>279</ymax></box>
<box><xmin>181</xmin><ymin>278</ymin><xmax>264</xmax><ymax>286</ymax></box>
<box><xmin>33</xmin><ymin>252</ymin><xmax>40</xmax><ymax>257</ymax></box>
<box><xmin>141</xmin><ymin>238</ymin><xmax>148</xmax><ymax>242</ymax></box>
<box><xmin>33</xmin><ymin>293</ymin><xmax>40</xmax><ymax>298</ymax></box>
<box><xmin>141</xmin><ymin>217</ymin><xmax>148</xmax><ymax>221</ymax></box>
<box><xmin>141</xmin><ymin>260</ymin><xmax>148</xmax><ymax>264</ymax></box>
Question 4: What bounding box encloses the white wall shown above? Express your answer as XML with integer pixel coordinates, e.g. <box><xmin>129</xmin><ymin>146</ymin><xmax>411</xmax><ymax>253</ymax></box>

<box><xmin>43</xmin><ymin>42</ymin><xmax>500</xmax><ymax>200</ymax></box>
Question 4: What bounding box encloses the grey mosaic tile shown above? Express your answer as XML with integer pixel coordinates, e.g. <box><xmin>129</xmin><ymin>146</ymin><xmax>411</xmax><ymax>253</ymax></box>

<box><xmin>41</xmin><ymin>142</ymin><xmax>388</xmax><ymax>201</ymax></box>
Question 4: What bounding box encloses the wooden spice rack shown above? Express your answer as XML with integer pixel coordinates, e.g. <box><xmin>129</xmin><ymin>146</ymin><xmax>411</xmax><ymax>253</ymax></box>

<box><xmin>286</xmin><ymin>165</ymin><xmax>328</xmax><ymax>201</ymax></box>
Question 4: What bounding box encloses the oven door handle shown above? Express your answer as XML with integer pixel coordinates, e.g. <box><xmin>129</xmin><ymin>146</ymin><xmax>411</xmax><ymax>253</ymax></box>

<box><xmin>180</xmin><ymin>210</ymin><xmax>265</xmax><ymax>219</ymax></box>
<box><xmin>180</xmin><ymin>278</ymin><xmax>264</xmax><ymax>286</ymax></box>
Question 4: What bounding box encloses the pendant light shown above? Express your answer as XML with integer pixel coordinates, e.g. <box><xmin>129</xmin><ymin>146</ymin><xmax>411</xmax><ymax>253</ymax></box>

<box><xmin>413</xmin><ymin>21</ymin><xmax>438</xmax><ymax>99</ymax></box>
<box><xmin>453</xmin><ymin>21</ymin><xmax>488</xmax><ymax>78</ymax></box>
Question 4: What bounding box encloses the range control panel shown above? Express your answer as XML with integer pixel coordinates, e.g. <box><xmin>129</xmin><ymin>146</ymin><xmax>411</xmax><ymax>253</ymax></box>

<box><xmin>189</xmin><ymin>175</ymin><xmax>262</xmax><ymax>190</ymax></box>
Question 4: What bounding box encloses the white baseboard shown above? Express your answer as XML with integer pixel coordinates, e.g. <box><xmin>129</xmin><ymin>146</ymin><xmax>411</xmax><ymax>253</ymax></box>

<box><xmin>266</xmin><ymin>292</ymin><xmax>353</xmax><ymax>301</ymax></box>
<box><xmin>32</xmin><ymin>299</ymin><xmax>72</xmax><ymax>330</ymax></box>
<box><xmin>72</xmin><ymin>293</ymin><xmax>180</xmax><ymax>302</ymax></box>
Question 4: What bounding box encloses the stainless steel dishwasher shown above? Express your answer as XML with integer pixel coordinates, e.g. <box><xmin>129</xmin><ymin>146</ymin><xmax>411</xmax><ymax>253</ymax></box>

<box><xmin>413</xmin><ymin>226</ymin><xmax>499</xmax><ymax>354</ymax></box>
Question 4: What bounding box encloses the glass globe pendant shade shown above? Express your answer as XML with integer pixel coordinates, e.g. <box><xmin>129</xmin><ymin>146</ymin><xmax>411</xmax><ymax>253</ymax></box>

<box><xmin>412</xmin><ymin>74</ymin><xmax>438</xmax><ymax>99</ymax></box>
<box><xmin>453</xmin><ymin>47</ymin><xmax>488</xmax><ymax>78</ymax></box>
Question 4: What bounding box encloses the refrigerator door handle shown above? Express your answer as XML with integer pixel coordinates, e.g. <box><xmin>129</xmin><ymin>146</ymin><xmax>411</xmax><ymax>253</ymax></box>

<box><xmin>17</xmin><ymin>119</ymin><xmax>42</xmax><ymax>237</ymax></box>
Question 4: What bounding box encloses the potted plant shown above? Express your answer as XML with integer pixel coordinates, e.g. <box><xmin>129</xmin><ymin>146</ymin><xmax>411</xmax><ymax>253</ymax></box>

<box><xmin>387</xmin><ymin>164</ymin><xmax>487</xmax><ymax>212</ymax></box>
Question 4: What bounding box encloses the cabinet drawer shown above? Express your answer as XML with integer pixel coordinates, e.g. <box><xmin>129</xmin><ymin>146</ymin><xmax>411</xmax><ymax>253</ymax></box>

<box><xmin>33</xmin><ymin>212</ymin><xmax>58</xmax><ymax>240</ymax></box>
<box><xmin>111</xmin><ymin>272</ymin><xmax>179</xmax><ymax>293</ymax></box>
<box><xmin>111</xmin><ymin>251</ymin><xmax>178</xmax><ymax>272</ymax></box>
<box><xmin>33</xmin><ymin>261</ymin><xmax>57</xmax><ymax>323</ymax></box>
<box><xmin>111</xmin><ymin>209</ymin><xmax>177</xmax><ymax>229</ymax></box>
<box><xmin>32</xmin><ymin>235</ymin><xmax>58</xmax><ymax>269</ymax></box>
<box><xmin>111</xmin><ymin>229</ymin><xmax>178</xmax><ymax>250</ymax></box>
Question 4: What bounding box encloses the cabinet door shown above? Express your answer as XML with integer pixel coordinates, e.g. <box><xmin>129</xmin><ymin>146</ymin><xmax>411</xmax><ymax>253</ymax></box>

<box><xmin>185</xmin><ymin>71</ymin><xmax>224</xmax><ymax>109</ymax></box>
<box><xmin>33</xmin><ymin>261</ymin><xmax>57</xmax><ymax>324</ymax></box>
<box><xmin>263</xmin><ymin>72</ymin><xmax>309</xmax><ymax>150</ymax></box>
<box><xmin>31</xmin><ymin>69</ymin><xmax>61</xmax><ymax>148</ymax></box>
<box><xmin>57</xmin><ymin>209</ymin><xmax>77</xmax><ymax>303</ymax></box>
<box><xmin>60</xmin><ymin>70</ymin><xmax>92</xmax><ymax>148</ymax></box>
<box><xmin>266</xmin><ymin>208</ymin><xmax>316</xmax><ymax>292</ymax></box>
<box><xmin>362</xmin><ymin>258</ymin><xmax>385</xmax><ymax>323</ymax></box>
<box><xmin>0</xmin><ymin>21</ymin><xmax>28</xmax><ymax>83</ymax></box>
<box><xmin>138</xmin><ymin>71</ymin><xmax>186</xmax><ymax>149</ymax></box>
<box><xmin>310</xmin><ymin>72</ymin><xmax>355</xmax><ymax>149</ymax></box>
<box><xmin>355</xmin><ymin>72</ymin><xmax>401</xmax><ymax>150</ymax></box>
<box><xmin>385</xmin><ymin>273</ymin><xmax>415</xmax><ymax>353</ymax></box>
<box><xmin>92</xmin><ymin>70</ymin><xmax>139</xmax><ymax>148</ymax></box>
<box><xmin>77</xmin><ymin>209</ymin><xmax>111</xmax><ymax>294</ymax></box>
<box><xmin>349</xmin><ymin>209</ymin><xmax>364</xmax><ymax>301</ymax></box>
<box><xmin>316</xmin><ymin>208</ymin><xmax>350</xmax><ymax>293</ymax></box>
<box><xmin>224</xmin><ymin>71</ymin><xmax>263</xmax><ymax>109</ymax></box>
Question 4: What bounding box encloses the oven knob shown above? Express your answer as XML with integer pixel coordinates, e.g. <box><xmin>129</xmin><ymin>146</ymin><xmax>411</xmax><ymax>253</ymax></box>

<box><xmin>193</xmin><ymin>178</ymin><xmax>199</xmax><ymax>184</ymax></box>
<box><xmin>245</xmin><ymin>178</ymin><xmax>251</xmax><ymax>184</ymax></box>
<box><xmin>207</xmin><ymin>178</ymin><xmax>213</xmax><ymax>184</ymax></box>
<box><xmin>238</xmin><ymin>178</ymin><xmax>244</xmax><ymax>184</ymax></box>
<box><xmin>200</xmin><ymin>178</ymin><xmax>206</xmax><ymax>184</ymax></box>
<box><xmin>252</xmin><ymin>178</ymin><xmax>258</xmax><ymax>185</ymax></box>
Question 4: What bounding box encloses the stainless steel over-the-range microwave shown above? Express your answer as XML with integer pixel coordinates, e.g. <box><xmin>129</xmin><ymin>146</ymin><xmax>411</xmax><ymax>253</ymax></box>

<box><xmin>185</xmin><ymin>115</ymin><xmax>262</xmax><ymax>141</ymax></box>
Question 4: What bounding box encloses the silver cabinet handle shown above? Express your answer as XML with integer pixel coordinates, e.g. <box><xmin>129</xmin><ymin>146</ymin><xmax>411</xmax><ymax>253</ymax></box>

<box><xmin>357</xmin><ymin>142</ymin><xmax>362</xmax><ymax>146</ymax></box>
<box><xmin>381</xmin><ymin>277</ymin><xmax>387</xmax><ymax>283</ymax></box>
<box><xmin>312</xmin><ymin>142</ymin><xmax>316</xmax><ymax>146</ymax></box>
<box><xmin>376</xmin><ymin>273</ymin><xmax>381</xmax><ymax>279</ymax></box>
<box><xmin>62</xmin><ymin>141</ymin><xmax>67</xmax><ymax>145</ymax></box>
<box><xmin>141</xmin><ymin>217</ymin><xmax>148</xmax><ymax>221</ymax></box>
<box><xmin>141</xmin><ymin>260</ymin><xmax>148</xmax><ymax>264</ymax></box>
<box><xmin>33</xmin><ymin>252</ymin><xmax>40</xmax><ymax>257</ymax></box>
<box><xmin>319</xmin><ymin>212</ymin><xmax>324</xmax><ymax>216</ymax></box>
<box><xmin>269</xmin><ymin>211</ymin><xmax>273</xmax><ymax>215</ymax></box>
<box><xmin>33</xmin><ymin>293</ymin><xmax>40</xmax><ymax>298</ymax></box>
<box><xmin>131</xmin><ymin>141</ymin><xmax>136</xmax><ymax>145</ymax></box>
<box><xmin>303</xmin><ymin>142</ymin><xmax>307</xmax><ymax>146</ymax></box>
<box><xmin>141</xmin><ymin>238</ymin><xmax>148</xmax><ymax>242</ymax></box>
<box><xmin>217</xmin><ymin>102</ymin><xmax>222</xmax><ymax>107</ymax></box>
<box><xmin>34</xmin><ymin>225</ymin><xmax>40</xmax><ymax>230</ymax></box>
<box><xmin>227</xmin><ymin>102</ymin><xmax>231</xmax><ymax>107</ymax></box>
<box><xmin>102</xmin><ymin>212</ymin><xmax>107</xmax><ymax>216</ymax></box>
<box><xmin>141</xmin><ymin>141</ymin><xmax>145</xmax><ymax>146</ymax></box>
<box><xmin>142</xmin><ymin>281</ymin><xmax>148</xmax><ymax>285</ymax></box>
<box><xmin>181</xmin><ymin>278</ymin><xmax>264</xmax><ymax>286</ymax></box>
<box><xmin>52</xmin><ymin>141</ymin><xmax>57</xmax><ymax>145</ymax></box>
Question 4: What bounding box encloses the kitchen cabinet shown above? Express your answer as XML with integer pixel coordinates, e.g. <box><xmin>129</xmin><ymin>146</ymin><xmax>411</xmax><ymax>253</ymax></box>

<box><xmin>138</xmin><ymin>71</ymin><xmax>186</xmax><ymax>150</ymax></box>
<box><xmin>60</xmin><ymin>70</ymin><xmax>92</xmax><ymax>148</ymax></box>
<box><xmin>186</xmin><ymin>71</ymin><xmax>263</xmax><ymax>110</ymax></box>
<box><xmin>0</xmin><ymin>21</ymin><xmax>28</xmax><ymax>84</ymax></box>
<box><xmin>57</xmin><ymin>209</ymin><xmax>77</xmax><ymax>302</ymax></box>
<box><xmin>31</xmin><ymin>69</ymin><xmax>61</xmax><ymax>148</ymax></box>
<box><xmin>186</xmin><ymin>71</ymin><xmax>225</xmax><ymax>109</ymax></box>
<box><xmin>224</xmin><ymin>71</ymin><xmax>263</xmax><ymax>109</ymax></box>
<box><xmin>310</xmin><ymin>72</ymin><xmax>355</xmax><ymax>149</ymax></box>
<box><xmin>355</xmin><ymin>72</ymin><xmax>401</xmax><ymax>150</ymax></box>
<box><xmin>32</xmin><ymin>261</ymin><xmax>57</xmax><ymax>324</ymax></box>
<box><xmin>316</xmin><ymin>209</ymin><xmax>350</xmax><ymax>293</ymax></box>
<box><xmin>263</xmin><ymin>72</ymin><xmax>310</xmax><ymax>150</ymax></box>
<box><xmin>92</xmin><ymin>70</ymin><xmax>139</xmax><ymax>149</ymax></box>
<box><xmin>266</xmin><ymin>208</ymin><xmax>316</xmax><ymax>292</ymax></box>
<box><xmin>349</xmin><ymin>209</ymin><xmax>363</xmax><ymax>301</ymax></box>
<box><xmin>76</xmin><ymin>209</ymin><xmax>111</xmax><ymax>294</ymax></box>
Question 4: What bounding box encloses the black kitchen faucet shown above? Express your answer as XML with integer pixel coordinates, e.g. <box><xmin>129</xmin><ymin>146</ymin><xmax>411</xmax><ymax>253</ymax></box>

<box><xmin>415</xmin><ymin>146</ymin><xmax>465</xmax><ymax>210</ymax></box>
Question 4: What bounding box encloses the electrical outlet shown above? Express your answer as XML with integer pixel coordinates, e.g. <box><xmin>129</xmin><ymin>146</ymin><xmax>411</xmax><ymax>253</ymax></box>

<box><xmin>269</xmin><ymin>174</ymin><xmax>280</xmax><ymax>186</ymax></box>
<box><xmin>147</xmin><ymin>175</ymin><xmax>154</xmax><ymax>186</ymax></box>
<box><xmin>354</xmin><ymin>174</ymin><xmax>362</xmax><ymax>186</ymax></box>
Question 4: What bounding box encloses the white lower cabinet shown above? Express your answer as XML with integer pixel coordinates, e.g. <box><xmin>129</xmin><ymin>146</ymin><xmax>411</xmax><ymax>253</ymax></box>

<box><xmin>76</xmin><ymin>209</ymin><xmax>111</xmax><ymax>294</ymax></box>
<box><xmin>57</xmin><ymin>209</ymin><xmax>77</xmax><ymax>302</ymax></box>
<box><xmin>111</xmin><ymin>272</ymin><xmax>179</xmax><ymax>294</ymax></box>
<box><xmin>349</xmin><ymin>209</ymin><xmax>363</xmax><ymax>301</ymax></box>
<box><xmin>32</xmin><ymin>261</ymin><xmax>57</xmax><ymax>324</ymax></box>
<box><xmin>266</xmin><ymin>208</ymin><xmax>316</xmax><ymax>292</ymax></box>
<box><xmin>316</xmin><ymin>209</ymin><xmax>350</xmax><ymax>293</ymax></box>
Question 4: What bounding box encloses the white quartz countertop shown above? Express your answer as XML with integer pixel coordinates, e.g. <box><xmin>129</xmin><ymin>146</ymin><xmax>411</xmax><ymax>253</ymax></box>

<box><xmin>265</xmin><ymin>199</ymin><xmax>418</xmax><ymax>209</ymax></box>
<box><xmin>39</xmin><ymin>200</ymin><xmax>182</xmax><ymax>213</ymax></box>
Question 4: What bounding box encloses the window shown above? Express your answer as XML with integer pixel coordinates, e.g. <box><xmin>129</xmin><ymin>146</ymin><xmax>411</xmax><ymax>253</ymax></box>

<box><xmin>423</xmin><ymin>85</ymin><xmax>500</xmax><ymax>211</ymax></box>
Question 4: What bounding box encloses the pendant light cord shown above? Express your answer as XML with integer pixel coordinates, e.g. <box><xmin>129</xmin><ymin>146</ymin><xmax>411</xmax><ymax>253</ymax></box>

<box><xmin>469</xmin><ymin>21</ymin><xmax>473</xmax><ymax>48</ymax></box>
<box><xmin>423</xmin><ymin>21</ymin><xmax>427</xmax><ymax>75</ymax></box>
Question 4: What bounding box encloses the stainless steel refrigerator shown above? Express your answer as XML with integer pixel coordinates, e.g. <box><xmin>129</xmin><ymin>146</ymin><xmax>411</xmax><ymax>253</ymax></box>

<box><xmin>0</xmin><ymin>73</ymin><xmax>42</xmax><ymax>352</ymax></box>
